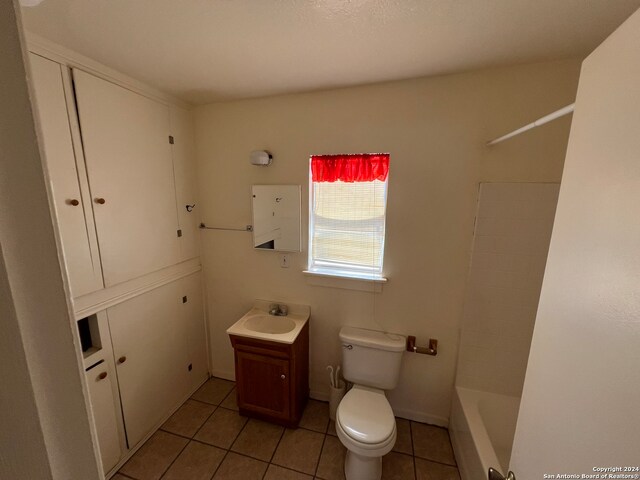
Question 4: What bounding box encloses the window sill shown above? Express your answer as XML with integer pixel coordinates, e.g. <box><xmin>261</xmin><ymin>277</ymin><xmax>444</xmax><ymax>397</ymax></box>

<box><xmin>302</xmin><ymin>270</ymin><xmax>387</xmax><ymax>292</ymax></box>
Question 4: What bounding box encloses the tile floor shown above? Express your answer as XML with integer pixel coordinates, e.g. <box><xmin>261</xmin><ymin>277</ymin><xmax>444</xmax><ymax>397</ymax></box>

<box><xmin>115</xmin><ymin>377</ymin><xmax>460</xmax><ymax>480</ymax></box>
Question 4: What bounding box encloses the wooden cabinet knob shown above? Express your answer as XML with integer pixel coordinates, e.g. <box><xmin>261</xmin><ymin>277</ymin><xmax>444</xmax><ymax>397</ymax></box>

<box><xmin>97</xmin><ymin>371</ymin><xmax>107</xmax><ymax>380</ymax></box>
<box><xmin>95</xmin><ymin>197</ymin><xmax>106</xmax><ymax>205</ymax></box>
<box><xmin>67</xmin><ymin>199</ymin><xmax>80</xmax><ymax>206</ymax></box>
<box><xmin>117</xmin><ymin>356</ymin><xmax>127</xmax><ymax>364</ymax></box>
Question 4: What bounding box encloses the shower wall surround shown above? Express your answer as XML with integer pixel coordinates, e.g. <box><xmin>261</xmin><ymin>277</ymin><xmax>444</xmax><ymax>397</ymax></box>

<box><xmin>456</xmin><ymin>183</ymin><xmax>559</xmax><ymax>397</ymax></box>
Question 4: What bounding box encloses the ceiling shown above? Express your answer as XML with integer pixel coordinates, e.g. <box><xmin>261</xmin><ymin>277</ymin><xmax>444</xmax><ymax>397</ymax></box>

<box><xmin>21</xmin><ymin>0</ymin><xmax>640</xmax><ymax>104</ymax></box>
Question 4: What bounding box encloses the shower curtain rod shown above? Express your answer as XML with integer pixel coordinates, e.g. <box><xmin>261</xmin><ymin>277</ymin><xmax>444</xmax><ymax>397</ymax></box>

<box><xmin>486</xmin><ymin>103</ymin><xmax>575</xmax><ymax>146</ymax></box>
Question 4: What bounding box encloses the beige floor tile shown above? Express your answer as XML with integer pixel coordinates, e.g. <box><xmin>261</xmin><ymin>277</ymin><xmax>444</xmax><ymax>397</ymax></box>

<box><xmin>119</xmin><ymin>431</ymin><xmax>188</xmax><ymax>480</ymax></box>
<box><xmin>213</xmin><ymin>452</ymin><xmax>268</xmax><ymax>480</ymax></box>
<box><xmin>161</xmin><ymin>400</ymin><xmax>215</xmax><ymax>438</ymax></box>
<box><xmin>231</xmin><ymin>418</ymin><xmax>284</xmax><ymax>461</ymax></box>
<box><xmin>392</xmin><ymin>418</ymin><xmax>413</xmax><ymax>455</ymax></box>
<box><xmin>411</xmin><ymin>422</ymin><xmax>456</xmax><ymax>466</ymax></box>
<box><xmin>272</xmin><ymin>428</ymin><xmax>325</xmax><ymax>475</ymax></box>
<box><xmin>162</xmin><ymin>441</ymin><xmax>225</xmax><ymax>480</ymax></box>
<box><xmin>194</xmin><ymin>408</ymin><xmax>247</xmax><ymax>449</ymax></box>
<box><xmin>415</xmin><ymin>458</ymin><xmax>461</xmax><ymax>480</ymax></box>
<box><xmin>191</xmin><ymin>377</ymin><xmax>235</xmax><ymax>405</ymax></box>
<box><xmin>315</xmin><ymin>435</ymin><xmax>346</xmax><ymax>480</ymax></box>
<box><xmin>264</xmin><ymin>464</ymin><xmax>314</xmax><ymax>480</ymax></box>
<box><xmin>299</xmin><ymin>399</ymin><xmax>329</xmax><ymax>433</ymax></box>
<box><xmin>220</xmin><ymin>387</ymin><xmax>239</xmax><ymax>411</ymax></box>
<box><xmin>115</xmin><ymin>389</ymin><xmax>463</xmax><ymax>480</ymax></box>
<box><xmin>382</xmin><ymin>452</ymin><xmax>416</xmax><ymax>480</ymax></box>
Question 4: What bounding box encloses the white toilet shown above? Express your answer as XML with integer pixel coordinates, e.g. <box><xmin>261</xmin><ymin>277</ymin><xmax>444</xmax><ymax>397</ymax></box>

<box><xmin>336</xmin><ymin>326</ymin><xmax>406</xmax><ymax>480</ymax></box>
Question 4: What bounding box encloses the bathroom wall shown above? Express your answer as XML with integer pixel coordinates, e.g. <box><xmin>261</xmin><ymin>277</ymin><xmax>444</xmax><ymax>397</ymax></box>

<box><xmin>456</xmin><ymin>183</ymin><xmax>559</xmax><ymax>397</ymax></box>
<box><xmin>194</xmin><ymin>59</ymin><xmax>581</xmax><ymax>425</ymax></box>
<box><xmin>512</xmin><ymin>7</ymin><xmax>640</xmax><ymax>473</ymax></box>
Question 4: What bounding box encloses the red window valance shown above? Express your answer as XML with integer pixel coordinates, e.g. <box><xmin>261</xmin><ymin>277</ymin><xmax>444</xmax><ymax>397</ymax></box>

<box><xmin>311</xmin><ymin>153</ymin><xmax>389</xmax><ymax>183</ymax></box>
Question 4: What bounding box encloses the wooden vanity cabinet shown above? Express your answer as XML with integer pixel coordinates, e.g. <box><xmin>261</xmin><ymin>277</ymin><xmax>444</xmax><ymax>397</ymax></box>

<box><xmin>230</xmin><ymin>322</ymin><xmax>309</xmax><ymax>427</ymax></box>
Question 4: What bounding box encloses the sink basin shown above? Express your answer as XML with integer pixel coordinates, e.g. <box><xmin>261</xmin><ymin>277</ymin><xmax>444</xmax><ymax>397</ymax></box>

<box><xmin>226</xmin><ymin>300</ymin><xmax>310</xmax><ymax>344</ymax></box>
<box><xmin>243</xmin><ymin>314</ymin><xmax>296</xmax><ymax>334</ymax></box>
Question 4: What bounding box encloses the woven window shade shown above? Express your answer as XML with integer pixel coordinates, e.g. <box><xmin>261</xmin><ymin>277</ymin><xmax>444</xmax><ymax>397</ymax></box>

<box><xmin>310</xmin><ymin>179</ymin><xmax>387</xmax><ymax>276</ymax></box>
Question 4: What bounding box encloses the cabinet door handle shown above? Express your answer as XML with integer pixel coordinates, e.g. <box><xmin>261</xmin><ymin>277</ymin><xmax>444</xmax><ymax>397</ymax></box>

<box><xmin>67</xmin><ymin>199</ymin><xmax>80</xmax><ymax>206</ymax></box>
<box><xmin>117</xmin><ymin>356</ymin><xmax>127</xmax><ymax>364</ymax></box>
<box><xmin>97</xmin><ymin>371</ymin><xmax>108</xmax><ymax>380</ymax></box>
<box><xmin>280</xmin><ymin>374</ymin><xmax>286</xmax><ymax>380</ymax></box>
<box><xmin>95</xmin><ymin>197</ymin><xmax>106</xmax><ymax>205</ymax></box>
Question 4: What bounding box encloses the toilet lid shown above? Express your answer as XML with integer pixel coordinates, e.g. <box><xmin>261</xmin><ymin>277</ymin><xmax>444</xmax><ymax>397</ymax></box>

<box><xmin>337</xmin><ymin>386</ymin><xmax>395</xmax><ymax>444</ymax></box>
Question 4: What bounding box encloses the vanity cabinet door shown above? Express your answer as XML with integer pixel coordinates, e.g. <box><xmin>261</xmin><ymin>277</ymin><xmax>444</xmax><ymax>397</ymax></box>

<box><xmin>28</xmin><ymin>54</ymin><xmax>103</xmax><ymax>297</ymax></box>
<box><xmin>235</xmin><ymin>350</ymin><xmax>290</xmax><ymax>422</ymax></box>
<box><xmin>73</xmin><ymin>69</ymin><xmax>180</xmax><ymax>287</ymax></box>
<box><xmin>230</xmin><ymin>322</ymin><xmax>308</xmax><ymax>427</ymax></box>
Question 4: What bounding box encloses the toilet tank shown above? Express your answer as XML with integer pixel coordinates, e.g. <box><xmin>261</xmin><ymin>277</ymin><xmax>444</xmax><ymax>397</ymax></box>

<box><xmin>339</xmin><ymin>326</ymin><xmax>406</xmax><ymax>390</ymax></box>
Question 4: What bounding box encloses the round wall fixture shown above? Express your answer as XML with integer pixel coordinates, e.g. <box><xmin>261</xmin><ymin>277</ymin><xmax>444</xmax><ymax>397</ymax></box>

<box><xmin>250</xmin><ymin>150</ymin><xmax>273</xmax><ymax>166</ymax></box>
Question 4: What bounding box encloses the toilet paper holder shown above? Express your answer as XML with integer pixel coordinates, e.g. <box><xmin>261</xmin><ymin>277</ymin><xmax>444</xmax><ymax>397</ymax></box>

<box><xmin>406</xmin><ymin>336</ymin><xmax>438</xmax><ymax>356</ymax></box>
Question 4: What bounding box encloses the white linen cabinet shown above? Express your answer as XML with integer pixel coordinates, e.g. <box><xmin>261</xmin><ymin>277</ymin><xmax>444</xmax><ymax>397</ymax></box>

<box><xmin>28</xmin><ymin>44</ymin><xmax>207</xmax><ymax>476</ymax></box>
<box><xmin>29</xmin><ymin>54</ymin><xmax>104</xmax><ymax>297</ymax></box>
<box><xmin>30</xmin><ymin>54</ymin><xmax>200</xmax><ymax>294</ymax></box>
<box><xmin>72</xmin><ymin>69</ymin><xmax>182</xmax><ymax>286</ymax></box>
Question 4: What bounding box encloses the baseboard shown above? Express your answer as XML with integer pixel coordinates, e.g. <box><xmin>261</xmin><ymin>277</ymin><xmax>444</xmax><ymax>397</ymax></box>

<box><xmin>310</xmin><ymin>387</ymin><xmax>449</xmax><ymax>427</ymax></box>
<box><xmin>209</xmin><ymin>369</ymin><xmax>235</xmax><ymax>382</ymax></box>
<box><xmin>392</xmin><ymin>407</ymin><xmax>449</xmax><ymax>428</ymax></box>
<box><xmin>309</xmin><ymin>388</ymin><xmax>330</xmax><ymax>402</ymax></box>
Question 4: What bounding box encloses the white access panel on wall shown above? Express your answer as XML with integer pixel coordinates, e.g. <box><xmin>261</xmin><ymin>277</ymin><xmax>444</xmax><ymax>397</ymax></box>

<box><xmin>29</xmin><ymin>54</ymin><xmax>103</xmax><ymax>297</ymax></box>
<box><xmin>72</xmin><ymin>69</ymin><xmax>180</xmax><ymax>286</ymax></box>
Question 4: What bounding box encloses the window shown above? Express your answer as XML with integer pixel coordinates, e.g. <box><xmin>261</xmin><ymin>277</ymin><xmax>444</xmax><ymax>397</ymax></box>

<box><xmin>308</xmin><ymin>153</ymin><xmax>389</xmax><ymax>280</ymax></box>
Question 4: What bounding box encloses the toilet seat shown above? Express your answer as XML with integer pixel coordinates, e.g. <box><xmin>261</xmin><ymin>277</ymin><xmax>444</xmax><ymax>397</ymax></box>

<box><xmin>336</xmin><ymin>385</ymin><xmax>396</xmax><ymax>457</ymax></box>
<box><xmin>336</xmin><ymin>415</ymin><xmax>397</xmax><ymax>457</ymax></box>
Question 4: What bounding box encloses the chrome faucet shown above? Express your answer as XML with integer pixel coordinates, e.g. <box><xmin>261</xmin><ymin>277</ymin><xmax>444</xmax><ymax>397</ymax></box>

<box><xmin>268</xmin><ymin>303</ymin><xmax>288</xmax><ymax>316</ymax></box>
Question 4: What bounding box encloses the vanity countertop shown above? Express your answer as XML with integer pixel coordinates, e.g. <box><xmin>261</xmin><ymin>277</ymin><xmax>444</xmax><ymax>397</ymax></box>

<box><xmin>226</xmin><ymin>299</ymin><xmax>310</xmax><ymax>344</ymax></box>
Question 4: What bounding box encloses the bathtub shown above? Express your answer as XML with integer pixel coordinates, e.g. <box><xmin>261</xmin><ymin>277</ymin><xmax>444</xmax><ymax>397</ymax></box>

<box><xmin>449</xmin><ymin>387</ymin><xmax>520</xmax><ymax>480</ymax></box>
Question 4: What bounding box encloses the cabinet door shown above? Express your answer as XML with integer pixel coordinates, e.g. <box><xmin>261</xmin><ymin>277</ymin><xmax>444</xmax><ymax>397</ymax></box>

<box><xmin>29</xmin><ymin>54</ymin><xmax>103</xmax><ymax>297</ymax></box>
<box><xmin>108</xmin><ymin>281</ymin><xmax>187</xmax><ymax>447</ymax></box>
<box><xmin>180</xmin><ymin>272</ymin><xmax>208</xmax><ymax>390</ymax></box>
<box><xmin>169</xmin><ymin>107</ymin><xmax>200</xmax><ymax>261</ymax></box>
<box><xmin>85</xmin><ymin>362</ymin><xmax>121</xmax><ymax>473</ymax></box>
<box><xmin>73</xmin><ymin>69</ymin><xmax>180</xmax><ymax>286</ymax></box>
<box><xmin>235</xmin><ymin>351</ymin><xmax>290</xmax><ymax>420</ymax></box>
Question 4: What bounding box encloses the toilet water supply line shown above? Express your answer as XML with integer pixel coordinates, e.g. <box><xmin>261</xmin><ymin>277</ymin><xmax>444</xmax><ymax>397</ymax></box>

<box><xmin>486</xmin><ymin>103</ymin><xmax>575</xmax><ymax>146</ymax></box>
